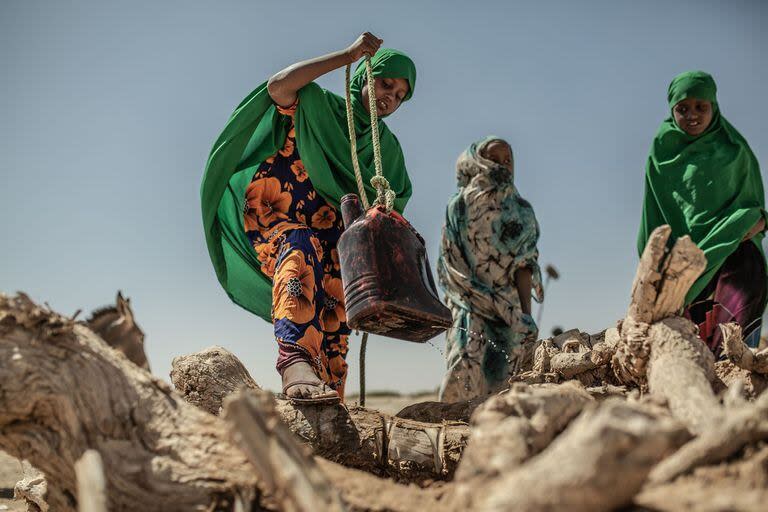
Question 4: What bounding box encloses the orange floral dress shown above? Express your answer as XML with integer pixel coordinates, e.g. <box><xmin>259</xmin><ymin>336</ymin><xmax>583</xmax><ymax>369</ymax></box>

<box><xmin>244</xmin><ymin>101</ymin><xmax>351</xmax><ymax>397</ymax></box>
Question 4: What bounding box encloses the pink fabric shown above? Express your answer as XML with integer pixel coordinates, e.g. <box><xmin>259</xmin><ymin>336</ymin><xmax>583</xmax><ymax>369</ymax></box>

<box><xmin>276</xmin><ymin>340</ymin><xmax>313</xmax><ymax>377</ymax></box>
<box><xmin>685</xmin><ymin>241</ymin><xmax>767</xmax><ymax>357</ymax></box>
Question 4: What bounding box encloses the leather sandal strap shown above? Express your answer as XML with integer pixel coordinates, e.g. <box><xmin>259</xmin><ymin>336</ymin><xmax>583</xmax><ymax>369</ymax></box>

<box><xmin>282</xmin><ymin>380</ymin><xmax>328</xmax><ymax>393</ymax></box>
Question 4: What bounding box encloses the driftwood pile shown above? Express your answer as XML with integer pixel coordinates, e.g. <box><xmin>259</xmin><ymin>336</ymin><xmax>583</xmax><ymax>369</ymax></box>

<box><xmin>1</xmin><ymin>225</ymin><xmax>768</xmax><ymax>511</ymax></box>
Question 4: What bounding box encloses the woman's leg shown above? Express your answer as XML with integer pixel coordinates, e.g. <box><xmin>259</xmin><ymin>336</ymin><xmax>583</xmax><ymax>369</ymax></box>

<box><xmin>323</xmin><ymin>333</ymin><xmax>350</xmax><ymax>399</ymax></box>
<box><xmin>271</xmin><ymin>228</ymin><xmax>338</xmax><ymax>399</ymax></box>
<box><xmin>439</xmin><ymin>305</ymin><xmax>489</xmax><ymax>402</ymax></box>
<box><xmin>711</xmin><ymin>242</ymin><xmax>768</xmax><ymax>351</ymax></box>
<box><xmin>318</xmin><ymin>248</ymin><xmax>352</xmax><ymax>399</ymax></box>
<box><xmin>482</xmin><ymin>319</ymin><xmax>519</xmax><ymax>395</ymax></box>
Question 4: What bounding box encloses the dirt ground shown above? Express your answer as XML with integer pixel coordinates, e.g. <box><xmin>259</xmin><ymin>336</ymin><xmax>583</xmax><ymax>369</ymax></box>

<box><xmin>346</xmin><ymin>391</ymin><xmax>438</xmax><ymax>415</ymax></box>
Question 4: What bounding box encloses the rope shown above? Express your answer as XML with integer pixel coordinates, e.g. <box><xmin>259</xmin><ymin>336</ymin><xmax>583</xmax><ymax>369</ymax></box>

<box><xmin>344</xmin><ymin>57</ymin><xmax>395</xmax><ymax>211</ymax></box>
<box><xmin>344</xmin><ymin>56</ymin><xmax>398</xmax><ymax>406</ymax></box>
<box><xmin>344</xmin><ymin>64</ymin><xmax>370</xmax><ymax>210</ymax></box>
<box><xmin>359</xmin><ymin>332</ymin><xmax>368</xmax><ymax>407</ymax></box>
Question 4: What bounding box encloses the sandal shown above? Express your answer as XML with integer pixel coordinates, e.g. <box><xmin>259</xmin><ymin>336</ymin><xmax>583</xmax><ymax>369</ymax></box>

<box><xmin>279</xmin><ymin>380</ymin><xmax>341</xmax><ymax>405</ymax></box>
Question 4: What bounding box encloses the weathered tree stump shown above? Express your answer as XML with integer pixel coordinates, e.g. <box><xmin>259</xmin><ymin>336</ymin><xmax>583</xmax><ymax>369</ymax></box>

<box><xmin>223</xmin><ymin>389</ymin><xmax>346</xmax><ymax>512</ymax></box>
<box><xmin>714</xmin><ymin>360</ymin><xmax>768</xmax><ymax>399</ymax></box>
<box><xmin>512</xmin><ymin>329</ymin><xmax>618</xmax><ymax>386</ymax></box>
<box><xmin>171</xmin><ymin>346</ymin><xmax>470</xmax><ymax>481</ymax></box>
<box><xmin>171</xmin><ymin>345</ymin><xmax>260</xmax><ymax>415</ymax></box>
<box><xmin>453</xmin><ymin>399</ymin><xmax>689</xmax><ymax>512</ymax></box>
<box><xmin>0</xmin><ymin>293</ymin><xmax>259</xmax><ymax>511</ymax></box>
<box><xmin>613</xmin><ymin>226</ymin><xmax>708</xmax><ymax>388</ymax></box>
<box><xmin>611</xmin><ymin>226</ymin><xmax>768</xmax><ymax>482</ymax></box>
<box><xmin>455</xmin><ymin>381</ymin><xmax>593</xmax><ymax>480</ymax></box>
<box><xmin>721</xmin><ymin>322</ymin><xmax>768</xmax><ymax>375</ymax></box>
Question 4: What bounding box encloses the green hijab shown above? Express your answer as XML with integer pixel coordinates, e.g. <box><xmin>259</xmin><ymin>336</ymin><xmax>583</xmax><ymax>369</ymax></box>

<box><xmin>201</xmin><ymin>49</ymin><xmax>416</xmax><ymax>321</ymax></box>
<box><xmin>638</xmin><ymin>71</ymin><xmax>767</xmax><ymax>304</ymax></box>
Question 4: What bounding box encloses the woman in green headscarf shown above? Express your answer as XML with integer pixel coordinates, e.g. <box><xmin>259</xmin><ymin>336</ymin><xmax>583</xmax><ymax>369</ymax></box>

<box><xmin>201</xmin><ymin>33</ymin><xmax>416</xmax><ymax>403</ymax></box>
<box><xmin>638</xmin><ymin>71</ymin><xmax>767</xmax><ymax>356</ymax></box>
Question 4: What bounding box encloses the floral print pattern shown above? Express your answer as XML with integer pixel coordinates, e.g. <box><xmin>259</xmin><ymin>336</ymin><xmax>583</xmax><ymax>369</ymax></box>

<box><xmin>244</xmin><ymin>177</ymin><xmax>292</xmax><ymax>231</ymax></box>
<box><xmin>320</xmin><ymin>275</ymin><xmax>346</xmax><ymax>333</ymax></box>
<box><xmin>244</xmin><ymin>101</ymin><xmax>351</xmax><ymax>396</ymax></box>
<box><xmin>273</xmin><ymin>250</ymin><xmax>316</xmax><ymax>325</ymax></box>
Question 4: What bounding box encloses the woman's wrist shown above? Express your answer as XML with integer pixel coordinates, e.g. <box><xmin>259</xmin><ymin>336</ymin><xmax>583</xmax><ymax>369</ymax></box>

<box><xmin>340</xmin><ymin>48</ymin><xmax>357</xmax><ymax>67</ymax></box>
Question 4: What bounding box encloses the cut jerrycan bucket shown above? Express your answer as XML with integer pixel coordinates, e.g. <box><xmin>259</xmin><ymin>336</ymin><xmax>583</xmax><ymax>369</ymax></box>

<box><xmin>337</xmin><ymin>193</ymin><xmax>452</xmax><ymax>342</ymax></box>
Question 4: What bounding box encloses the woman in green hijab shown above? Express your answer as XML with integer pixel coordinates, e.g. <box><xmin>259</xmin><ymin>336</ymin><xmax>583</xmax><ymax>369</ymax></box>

<box><xmin>200</xmin><ymin>33</ymin><xmax>416</xmax><ymax>403</ymax></box>
<box><xmin>638</xmin><ymin>71</ymin><xmax>767</xmax><ymax>356</ymax></box>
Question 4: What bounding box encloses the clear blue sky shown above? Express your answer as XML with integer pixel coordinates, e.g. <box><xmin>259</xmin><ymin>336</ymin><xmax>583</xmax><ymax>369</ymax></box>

<box><xmin>2</xmin><ymin>0</ymin><xmax>766</xmax><ymax>394</ymax></box>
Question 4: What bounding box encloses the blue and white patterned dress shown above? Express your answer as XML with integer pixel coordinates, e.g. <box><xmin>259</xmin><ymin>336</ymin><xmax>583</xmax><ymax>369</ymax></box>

<box><xmin>437</xmin><ymin>137</ymin><xmax>543</xmax><ymax>402</ymax></box>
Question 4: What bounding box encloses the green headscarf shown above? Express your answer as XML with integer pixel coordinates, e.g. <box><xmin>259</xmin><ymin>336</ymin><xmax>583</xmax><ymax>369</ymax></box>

<box><xmin>638</xmin><ymin>71</ymin><xmax>767</xmax><ymax>304</ymax></box>
<box><xmin>201</xmin><ymin>49</ymin><xmax>416</xmax><ymax>321</ymax></box>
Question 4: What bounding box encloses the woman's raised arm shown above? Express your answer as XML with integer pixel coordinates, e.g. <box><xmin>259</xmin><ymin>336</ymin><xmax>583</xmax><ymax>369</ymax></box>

<box><xmin>267</xmin><ymin>32</ymin><xmax>383</xmax><ymax>107</ymax></box>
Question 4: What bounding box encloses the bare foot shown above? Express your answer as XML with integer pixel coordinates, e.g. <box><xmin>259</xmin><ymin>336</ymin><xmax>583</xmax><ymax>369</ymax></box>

<box><xmin>281</xmin><ymin>361</ymin><xmax>339</xmax><ymax>401</ymax></box>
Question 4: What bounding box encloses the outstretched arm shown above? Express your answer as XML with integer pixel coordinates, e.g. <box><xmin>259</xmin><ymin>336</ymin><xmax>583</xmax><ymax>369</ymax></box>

<box><xmin>267</xmin><ymin>32</ymin><xmax>383</xmax><ymax>107</ymax></box>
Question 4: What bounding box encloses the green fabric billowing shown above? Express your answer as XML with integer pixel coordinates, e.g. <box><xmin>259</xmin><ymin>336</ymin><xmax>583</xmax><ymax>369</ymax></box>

<box><xmin>201</xmin><ymin>49</ymin><xmax>416</xmax><ymax>321</ymax></box>
<box><xmin>638</xmin><ymin>71</ymin><xmax>767</xmax><ymax>304</ymax></box>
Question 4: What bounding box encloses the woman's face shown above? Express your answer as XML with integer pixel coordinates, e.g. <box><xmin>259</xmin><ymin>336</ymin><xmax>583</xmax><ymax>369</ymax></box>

<box><xmin>673</xmin><ymin>98</ymin><xmax>714</xmax><ymax>136</ymax></box>
<box><xmin>361</xmin><ymin>77</ymin><xmax>409</xmax><ymax>117</ymax></box>
<box><xmin>482</xmin><ymin>140</ymin><xmax>513</xmax><ymax>171</ymax></box>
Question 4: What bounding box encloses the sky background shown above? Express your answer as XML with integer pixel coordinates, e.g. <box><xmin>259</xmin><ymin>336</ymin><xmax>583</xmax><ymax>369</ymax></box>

<box><xmin>2</xmin><ymin>0</ymin><xmax>766</xmax><ymax>395</ymax></box>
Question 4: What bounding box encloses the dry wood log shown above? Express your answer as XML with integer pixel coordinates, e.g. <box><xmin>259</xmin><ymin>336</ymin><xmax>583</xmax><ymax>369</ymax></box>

<box><xmin>14</xmin><ymin>461</ymin><xmax>49</xmax><ymax>512</ymax></box>
<box><xmin>223</xmin><ymin>389</ymin><xmax>345</xmax><ymax>512</ymax></box>
<box><xmin>613</xmin><ymin>225</ymin><xmax>718</xmax><ymax>433</ymax></box>
<box><xmin>171</xmin><ymin>345</ymin><xmax>260</xmax><ymax>415</ymax></box>
<box><xmin>648</xmin><ymin>390</ymin><xmax>768</xmax><ymax>484</ymax></box>
<box><xmin>316</xmin><ymin>458</ymin><xmax>447</xmax><ymax>512</ymax></box>
<box><xmin>394</xmin><ymin>398</ymin><xmax>483</xmax><ymax>423</ymax></box>
<box><xmin>645</xmin><ymin>317</ymin><xmax>719</xmax><ymax>435</ymax></box>
<box><xmin>513</xmin><ymin>328</ymin><xmax>618</xmax><ymax>387</ymax></box>
<box><xmin>0</xmin><ymin>293</ymin><xmax>260</xmax><ymax>512</ymax></box>
<box><xmin>609</xmin><ymin>226</ymin><xmax>768</xmax><ymax>481</ymax></box>
<box><xmin>634</xmin><ymin>319</ymin><xmax>768</xmax><ymax>482</ymax></box>
<box><xmin>550</xmin><ymin>341</ymin><xmax>615</xmax><ymax>378</ymax></box>
<box><xmin>171</xmin><ymin>347</ymin><xmax>470</xmax><ymax>481</ymax></box>
<box><xmin>714</xmin><ymin>360</ymin><xmax>768</xmax><ymax>399</ymax></box>
<box><xmin>636</xmin><ymin>443</ymin><xmax>768</xmax><ymax>512</ymax></box>
<box><xmin>74</xmin><ymin>451</ymin><xmax>106</xmax><ymax>512</ymax></box>
<box><xmin>613</xmin><ymin>226</ymin><xmax>707</xmax><ymax>387</ymax></box>
<box><xmin>454</xmin><ymin>399</ymin><xmax>689</xmax><ymax>512</ymax></box>
<box><xmin>274</xmin><ymin>401</ymin><xmax>469</xmax><ymax>481</ymax></box>
<box><xmin>585</xmin><ymin>384</ymin><xmax>629</xmax><ymax>400</ymax></box>
<box><xmin>721</xmin><ymin>322</ymin><xmax>768</xmax><ymax>375</ymax></box>
<box><xmin>510</xmin><ymin>339</ymin><xmax>560</xmax><ymax>384</ymax></box>
<box><xmin>455</xmin><ymin>381</ymin><xmax>594</xmax><ymax>480</ymax></box>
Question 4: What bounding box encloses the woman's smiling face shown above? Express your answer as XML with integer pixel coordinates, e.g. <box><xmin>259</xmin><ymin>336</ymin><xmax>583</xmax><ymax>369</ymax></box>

<box><xmin>673</xmin><ymin>98</ymin><xmax>714</xmax><ymax>136</ymax></box>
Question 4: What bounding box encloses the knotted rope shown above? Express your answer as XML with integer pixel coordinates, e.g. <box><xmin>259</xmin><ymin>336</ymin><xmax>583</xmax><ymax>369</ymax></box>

<box><xmin>344</xmin><ymin>56</ymin><xmax>397</xmax><ymax>406</ymax></box>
